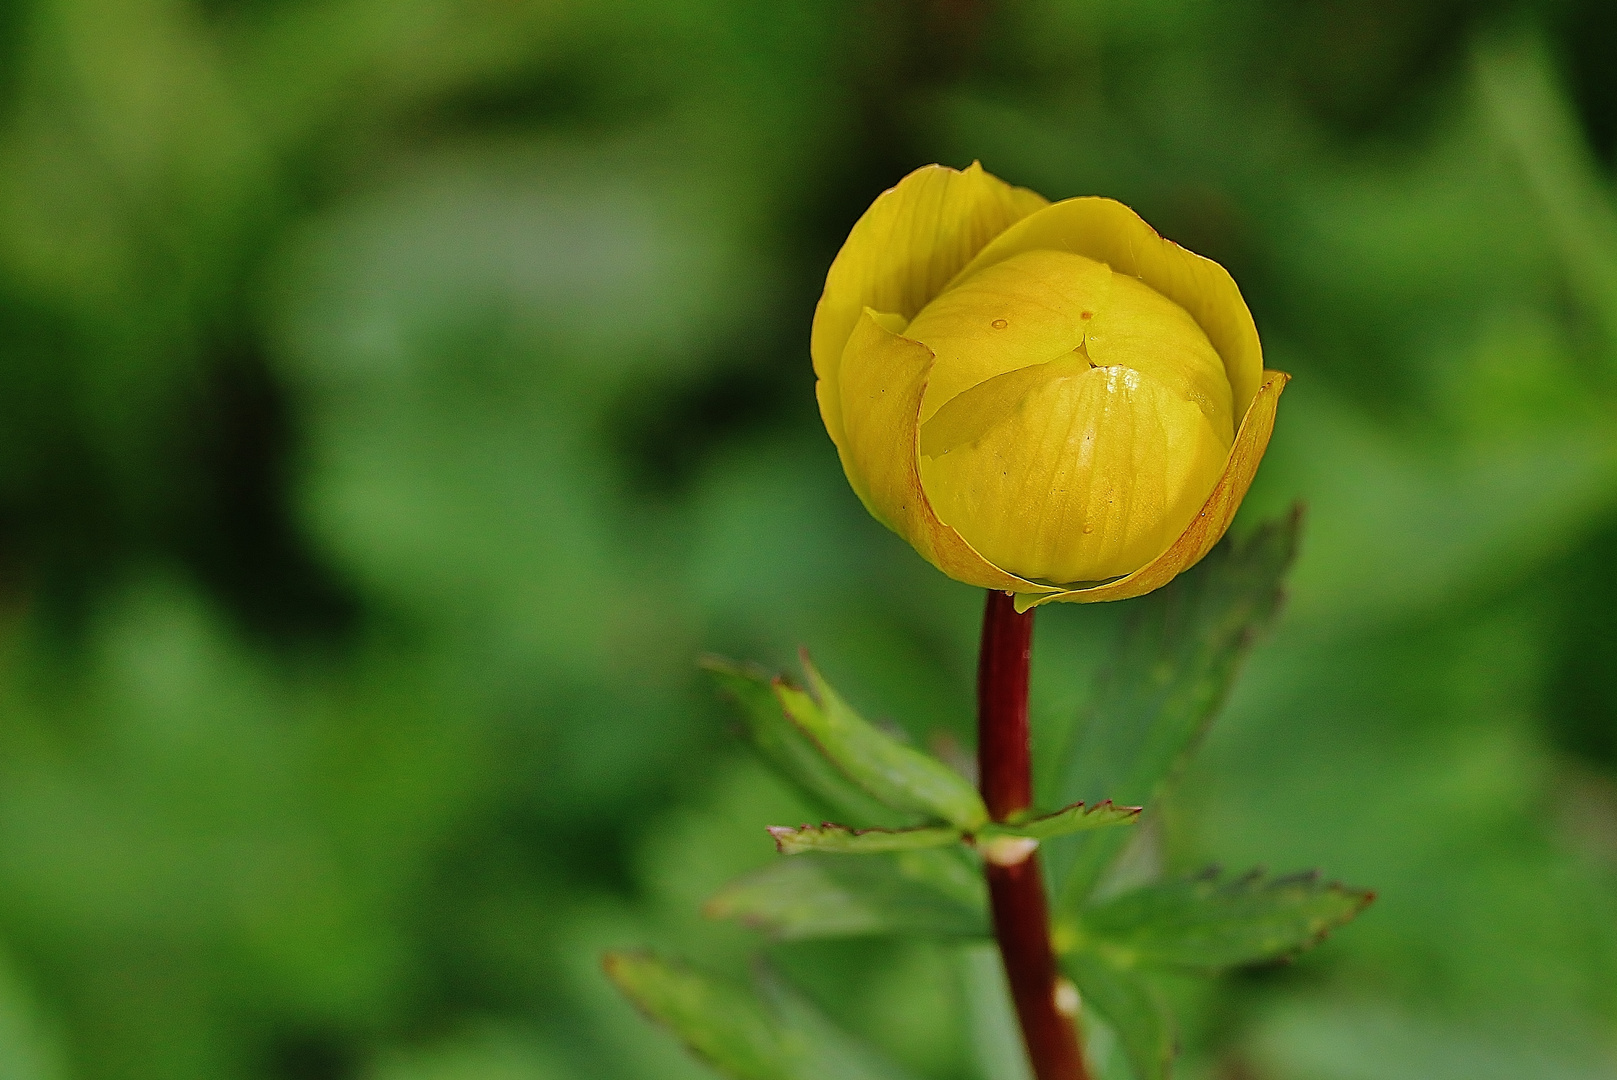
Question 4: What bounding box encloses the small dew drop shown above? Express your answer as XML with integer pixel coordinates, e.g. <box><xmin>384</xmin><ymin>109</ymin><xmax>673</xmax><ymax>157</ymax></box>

<box><xmin>990</xmin><ymin>318</ymin><xmax>1009</xmax><ymax>330</ymax></box>
<box><xmin>1082</xmin><ymin>524</ymin><xmax>1094</xmax><ymax>534</ymax></box>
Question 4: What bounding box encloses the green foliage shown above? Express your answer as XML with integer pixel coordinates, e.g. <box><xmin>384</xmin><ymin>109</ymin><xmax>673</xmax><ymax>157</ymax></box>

<box><xmin>603</xmin><ymin>952</ymin><xmax>916</xmax><ymax>1080</ymax></box>
<box><xmin>712</xmin><ymin>650</ymin><xmax>1138</xmax><ymax>865</ymax></box>
<box><xmin>704</xmin><ymin>852</ymin><xmax>986</xmax><ymax>941</ymax></box>
<box><xmin>958</xmin><ymin>944</ymin><xmax>1034</xmax><ymax>1080</ymax></box>
<box><xmin>1049</xmin><ymin>511</ymin><xmax>1301</xmax><ymax>906</ymax></box>
<box><xmin>752</xmin><ymin>966</ymin><xmax>924</xmax><ymax>1080</ymax></box>
<box><xmin>766</xmin><ymin>823</ymin><xmax>964</xmax><ymax>855</ymax></box>
<box><xmin>785</xmin><ymin>655</ymin><xmax>991</xmax><ymax>830</ymax></box>
<box><xmin>1072</xmin><ymin>869</ymin><xmax>1374</xmax><ymax>972</ymax></box>
<box><xmin>760</xmin><ymin>799</ymin><xmax>1137</xmax><ymax>854</ymax></box>
<box><xmin>676</xmin><ymin>515</ymin><xmax>1370</xmax><ymax>1080</ymax></box>
<box><xmin>1031</xmin><ymin>514</ymin><xmax>1373</xmax><ymax>1077</ymax></box>
<box><xmin>1471</xmin><ymin>33</ymin><xmax>1617</xmax><ymax>353</ymax></box>
<box><xmin>984</xmin><ymin>801</ymin><xmax>1141</xmax><ymax>842</ymax></box>
<box><xmin>604</xmin><ymin>953</ymin><xmax>786</xmax><ymax>1080</ymax></box>
<box><xmin>704</xmin><ymin>658</ymin><xmax>902</xmax><ymax>825</ymax></box>
<box><xmin>1061</xmin><ymin>953</ymin><xmax>1175</xmax><ymax>1080</ymax></box>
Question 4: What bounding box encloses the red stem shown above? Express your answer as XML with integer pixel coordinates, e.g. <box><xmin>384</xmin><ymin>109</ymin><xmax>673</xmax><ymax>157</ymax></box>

<box><xmin>977</xmin><ymin>590</ymin><xmax>1089</xmax><ymax>1080</ymax></box>
<box><xmin>977</xmin><ymin>589</ymin><xmax>1035</xmax><ymax>820</ymax></box>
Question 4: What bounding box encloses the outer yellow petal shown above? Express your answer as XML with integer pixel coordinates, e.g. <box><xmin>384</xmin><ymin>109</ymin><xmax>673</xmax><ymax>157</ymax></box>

<box><xmin>813</xmin><ymin>163</ymin><xmax>1048</xmax><ymax>451</ymax></box>
<box><xmin>1021</xmin><ymin>370</ymin><xmax>1290</xmax><ymax>608</ymax></box>
<box><xmin>836</xmin><ymin>309</ymin><xmax>1060</xmax><ymax>596</ymax></box>
<box><xmin>950</xmin><ymin>197</ymin><xmax>1263</xmax><ymax>420</ymax></box>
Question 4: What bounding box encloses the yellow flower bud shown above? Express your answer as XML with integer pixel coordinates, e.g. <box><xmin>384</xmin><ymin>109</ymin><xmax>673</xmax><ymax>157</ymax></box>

<box><xmin>811</xmin><ymin>163</ymin><xmax>1288</xmax><ymax>606</ymax></box>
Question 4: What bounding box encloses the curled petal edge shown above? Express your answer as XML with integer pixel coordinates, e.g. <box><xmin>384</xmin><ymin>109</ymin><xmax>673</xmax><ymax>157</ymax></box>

<box><xmin>1014</xmin><ymin>370</ymin><xmax>1290</xmax><ymax>610</ymax></box>
<box><xmin>812</xmin><ymin>163</ymin><xmax>1047</xmax><ymax>452</ymax></box>
<box><xmin>951</xmin><ymin>196</ymin><xmax>1265</xmax><ymax>422</ymax></box>
<box><xmin>835</xmin><ymin>310</ymin><xmax>1061</xmax><ymax>596</ymax></box>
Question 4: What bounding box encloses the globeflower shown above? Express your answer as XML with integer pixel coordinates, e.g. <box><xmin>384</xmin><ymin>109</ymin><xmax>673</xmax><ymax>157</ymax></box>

<box><xmin>812</xmin><ymin>163</ymin><xmax>1288</xmax><ymax>605</ymax></box>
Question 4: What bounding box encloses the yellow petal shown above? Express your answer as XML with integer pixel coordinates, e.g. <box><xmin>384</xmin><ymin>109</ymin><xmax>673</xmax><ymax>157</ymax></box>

<box><xmin>1021</xmin><ymin>370</ymin><xmax>1291</xmax><ymax>607</ymax></box>
<box><xmin>902</xmin><ymin>249</ymin><xmax>1113</xmax><ymax>424</ymax></box>
<box><xmin>919</xmin><ymin>363</ymin><xmax>1229</xmax><ymax>584</ymax></box>
<box><xmin>1083</xmin><ymin>273</ymin><xmax>1234</xmax><ymax>446</ymax></box>
<box><xmin>812</xmin><ymin>163</ymin><xmax>1047</xmax><ymax>452</ymax></box>
<box><xmin>835</xmin><ymin>309</ymin><xmax>1059</xmax><ymax>595</ymax></box>
<box><xmin>949</xmin><ymin>197</ymin><xmax>1264</xmax><ymax>420</ymax></box>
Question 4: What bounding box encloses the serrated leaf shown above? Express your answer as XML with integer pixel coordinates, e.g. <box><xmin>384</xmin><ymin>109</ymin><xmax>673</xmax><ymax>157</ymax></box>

<box><xmin>785</xmin><ymin>653</ymin><xmax>990</xmax><ymax>830</ymax></box>
<box><xmin>1062</xmin><ymin>952</ymin><xmax>1174</xmax><ymax>1080</ymax></box>
<box><xmin>605</xmin><ymin>952</ymin><xmax>918</xmax><ymax>1080</ymax></box>
<box><xmin>705</xmin><ymin>852</ymin><xmax>987</xmax><ymax>940</ymax></box>
<box><xmin>703</xmin><ymin>657</ymin><xmax>904</xmax><ymax>826</ymax></box>
<box><xmin>981</xmin><ymin>801</ymin><xmax>1141</xmax><ymax>842</ymax></box>
<box><xmin>767</xmin><ymin>822</ymin><xmax>962</xmax><ymax>855</ymax></box>
<box><xmin>1049</xmin><ymin>511</ymin><xmax>1300</xmax><ymax>907</ymax></box>
<box><xmin>604</xmin><ymin>951</ymin><xmax>790</xmax><ymax>1080</ymax></box>
<box><xmin>1074</xmin><ymin>869</ymin><xmax>1374</xmax><ymax>971</ymax></box>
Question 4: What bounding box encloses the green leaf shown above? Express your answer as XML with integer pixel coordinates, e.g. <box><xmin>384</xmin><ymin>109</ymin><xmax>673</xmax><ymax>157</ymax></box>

<box><xmin>958</xmin><ymin>943</ymin><xmax>1034</xmax><ymax>1080</ymax></box>
<box><xmin>767</xmin><ymin>822</ymin><xmax>962</xmax><ymax>855</ymax></box>
<box><xmin>786</xmin><ymin>653</ymin><xmax>990</xmax><ymax>830</ymax></box>
<box><xmin>604</xmin><ymin>952</ymin><xmax>918</xmax><ymax>1080</ymax></box>
<box><xmin>703</xmin><ymin>657</ymin><xmax>903</xmax><ymax>826</ymax></box>
<box><xmin>1062</xmin><ymin>952</ymin><xmax>1174</xmax><ymax>1080</ymax></box>
<box><xmin>981</xmin><ymin>801</ymin><xmax>1140</xmax><ymax>842</ymax></box>
<box><xmin>760</xmin><ymin>803</ymin><xmax>1138</xmax><ymax>856</ymax></box>
<box><xmin>705</xmin><ymin>851</ymin><xmax>987</xmax><ymax>940</ymax></box>
<box><xmin>1074</xmin><ymin>868</ymin><xmax>1375</xmax><ymax>971</ymax></box>
<box><xmin>753</xmin><ymin>966</ymin><xmax>921</xmax><ymax>1080</ymax></box>
<box><xmin>892</xmin><ymin>846</ymin><xmax>990</xmax><ymax>911</ymax></box>
<box><xmin>1049</xmin><ymin>511</ymin><xmax>1300</xmax><ymax>906</ymax></box>
<box><xmin>603</xmin><ymin>951</ymin><xmax>790</xmax><ymax>1080</ymax></box>
<box><xmin>1473</xmin><ymin>31</ymin><xmax>1617</xmax><ymax>353</ymax></box>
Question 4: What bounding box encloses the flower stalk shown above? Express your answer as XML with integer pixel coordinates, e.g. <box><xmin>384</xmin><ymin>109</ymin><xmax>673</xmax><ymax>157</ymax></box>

<box><xmin>977</xmin><ymin>590</ymin><xmax>1089</xmax><ymax>1080</ymax></box>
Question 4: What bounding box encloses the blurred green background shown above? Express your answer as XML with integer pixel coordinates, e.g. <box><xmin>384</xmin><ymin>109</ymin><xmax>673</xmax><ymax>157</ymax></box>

<box><xmin>0</xmin><ymin>0</ymin><xmax>1615</xmax><ymax>1078</ymax></box>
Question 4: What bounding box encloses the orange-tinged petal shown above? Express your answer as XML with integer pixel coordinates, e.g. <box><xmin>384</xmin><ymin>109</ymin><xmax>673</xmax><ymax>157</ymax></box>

<box><xmin>1018</xmin><ymin>370</ymin><xmax>1290</xmax><ymax>608</ymax></box>
<box><xmin>950</xmin><ymin>197</ymin><xmax>1263</xmax><ymax>420</ymax></box>
<box><xmin>836</xmin><ymin>309</ymin><xmax>1059</xmax><ymax>596</ymax></box>
<box><xmin>812</xmin><ymin>163</ymin><xmax>1047</xmax><ymax>450</ymax></box>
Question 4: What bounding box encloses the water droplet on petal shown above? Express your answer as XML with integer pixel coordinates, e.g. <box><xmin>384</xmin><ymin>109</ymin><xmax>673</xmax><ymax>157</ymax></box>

<box><xmin>990</xmin><ymin>318</ymin><xmax>1008</xmax><ymax>330</ymax></box>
